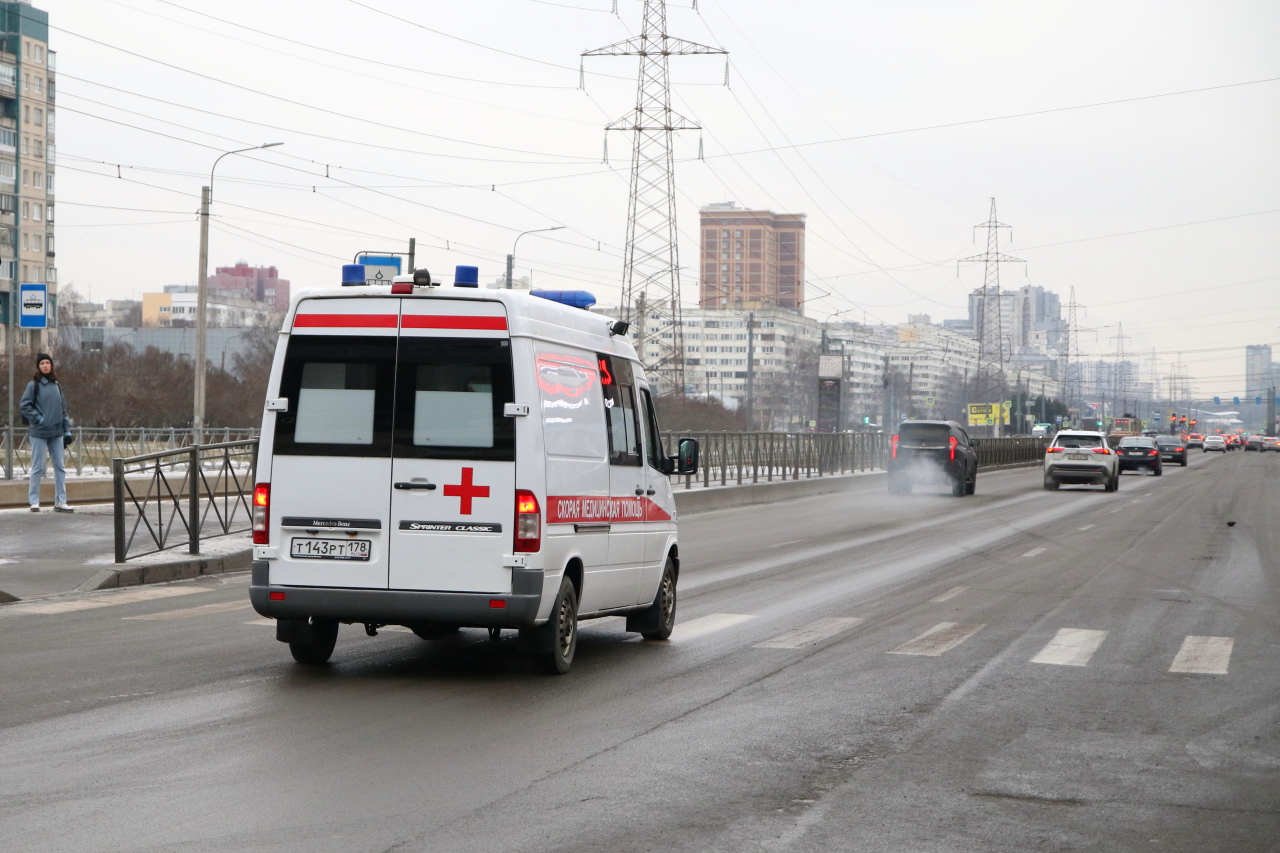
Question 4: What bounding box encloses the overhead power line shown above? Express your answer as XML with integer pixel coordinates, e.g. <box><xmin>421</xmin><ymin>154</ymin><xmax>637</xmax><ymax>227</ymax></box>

<box><xmin>50</xmin><ymin>24</ymin><xmax>597</xmax><ymax>162</ymax></box>
<box><xmin>695</xmin><ymin>75</ymin><xmax>1280</xmax><ymax>162</ymax></box>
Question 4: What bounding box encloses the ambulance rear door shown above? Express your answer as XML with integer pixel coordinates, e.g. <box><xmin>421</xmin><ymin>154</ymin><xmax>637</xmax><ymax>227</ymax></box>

<box><xmin>269</xmin><ymin>297</ymin><xmax>399</xmax><ymax>589</ymax></box>
<box><xmin>387</xmin><ymin>299</ymin><xmax>515</xmax><ymax>593</ymax></box>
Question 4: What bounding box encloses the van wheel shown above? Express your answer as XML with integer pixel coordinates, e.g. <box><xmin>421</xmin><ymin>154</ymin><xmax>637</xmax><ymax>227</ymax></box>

<box><xmin>965</xmin><ymin>473</ymin><xmax>976</xmax><ymax>496</ymax></box>
<box><xmin>637</xmin><ymin>559</ymin><xmax>678</xmax><ymax>641</ymax></box>
<box><xmin>410</xmin><ymin>623</ymin><xmax>459</xmax><ymax>641</ymax></box>
<box><xmin>524</xmin><ymin>575</ymin><xmax>578</xmax><ymax>675</ymax></box>
<box><xmin>289</xmin><ymin>618</ymin><xmax>339</xmax><ymax>665</ymax></box>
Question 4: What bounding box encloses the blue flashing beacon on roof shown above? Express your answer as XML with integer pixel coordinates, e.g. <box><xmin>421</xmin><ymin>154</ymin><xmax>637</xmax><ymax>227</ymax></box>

<box><xmin>342</xmin><ymin>264</ymin><xmax>366</xmax><ymax>286</ymax></box>
<box><xmin>454</xmin><ymin>265</ymin><xmax>479</xmax><ymax>288</ymax></box>
<box><xmin>531</xmin><ymin>290</ymin><xmax>596</xmax><ymax>309</ymax></box>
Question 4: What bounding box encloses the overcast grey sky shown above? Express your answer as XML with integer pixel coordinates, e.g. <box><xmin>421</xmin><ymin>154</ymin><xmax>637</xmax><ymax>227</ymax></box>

<box><xmin>48</xmin><ymin>0</ymin><xmax>1280</xmax><ymax>395</ymax></box>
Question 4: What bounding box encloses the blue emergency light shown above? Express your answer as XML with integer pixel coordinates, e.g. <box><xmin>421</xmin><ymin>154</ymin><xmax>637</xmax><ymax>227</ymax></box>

<box><xmin>531</xmin><ymin>290</ymin><xmax>596</xmax><ymax>309</ymax></box>
<box><xmin>342</xmin><ymin>264</ymin><xmax>366</xmax><ymax>286</ymax></box>
<box><xmin>454</xmin><ymin>265</ymin><xmax>479</xmax><ymax>288</ymax></box>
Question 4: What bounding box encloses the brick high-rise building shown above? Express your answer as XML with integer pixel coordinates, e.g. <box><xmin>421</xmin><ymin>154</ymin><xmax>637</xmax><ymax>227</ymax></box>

<box><xmin>699</xmin><ymin>202</ymin><xmax>805</xmax><ymax>312</ymax></box>
<box><xmin>207</xmin><ymin>261</ymin><xmax>290</xmax><ymax>313</ymax></box>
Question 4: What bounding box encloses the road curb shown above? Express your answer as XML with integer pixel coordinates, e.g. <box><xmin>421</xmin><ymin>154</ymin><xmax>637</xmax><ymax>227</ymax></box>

<box><xmin>75</xmin><ymin>548</ymin><xmax>253</xmax><ymax>592</ymax></box>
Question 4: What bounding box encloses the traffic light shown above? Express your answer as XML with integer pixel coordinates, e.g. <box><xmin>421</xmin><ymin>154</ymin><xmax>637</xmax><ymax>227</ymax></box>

<box><xmin>1190</xmin><ymin>419</ymin><xmax>1197</xmax><ymax>428</ymax></box>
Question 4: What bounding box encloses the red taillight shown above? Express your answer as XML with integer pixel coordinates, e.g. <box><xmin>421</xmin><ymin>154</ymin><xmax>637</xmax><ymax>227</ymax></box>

<box><xmin>1091</xmin><ymin>447</ymin><xmax>1111</xmax><ymax>455</ymax></box>
<box><xmin>253</xmin><ymin>483</ymin><xmax>270</xmax><ymax>545</ymax></box>
<box><xmin>1148</xmin><ymin>449</ymin><xmax>1158</xmax><ymax>456</ymax></box>
<box><xmin>269</xmin><ymin>591</ymin><xmax>286</xmax><ymax>601</ymax></box>
<box><xmin>514</xmin><ymin>489</ymin><xmax>541</xmax><ymax>553</ymax></box>
<box><xmin>1046</xmin><ymin>446</ymin><xmax>1065</xmax><ymax>453</ymax></box>
<box><xmin>489</xmin><ymin>599</ymin><xmax>507</xmax><ymax>609</ymax></box>
<box><xmin>891</xmin><ymin>435</ymin><xmax>899</xmax><ymax>459</ymax></box>
<box><xmin>949</xmin><ymin>435</ymin><xmax>957</xmax><ymax>461</ymax></box>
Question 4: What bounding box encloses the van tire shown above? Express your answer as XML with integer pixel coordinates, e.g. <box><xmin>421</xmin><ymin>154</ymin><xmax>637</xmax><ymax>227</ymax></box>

<box><xmin>630</xmin><ymin>558</ymin><xmax>678</xmax><ymax>641</ymax></box>
<box><xmin>289</xmin><ymin>618</ymin><xmax>339</xmax><ymax>665</ymax></box>
<box><xmin>965</xmin><ymin>473</ymin><xmax>976</xmax><ymax>496</ymax></box>
<box><xmin>524</xmin><ymin>575</ymin><xmax>578</xmax><ymax>675</ymax></box>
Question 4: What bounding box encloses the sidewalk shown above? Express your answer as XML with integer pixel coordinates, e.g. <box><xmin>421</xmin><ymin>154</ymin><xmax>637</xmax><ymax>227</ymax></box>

<box><xmin>0</xmin><ymin>502</ymin><xmax>250</xmax><ymax>601</ymax></box>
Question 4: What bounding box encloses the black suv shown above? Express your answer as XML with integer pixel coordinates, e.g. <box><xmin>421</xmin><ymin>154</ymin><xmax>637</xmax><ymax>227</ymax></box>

<box><xmin>1155</xmin><ymin>435</ymin><xmax>1188</xmax><ymax>466</ymax></box>
<box><xmin>1116</xmin><ymin>436</ymin><xmax>1163</xmax><ymax>475</ymax></box>
<box><xmin>888</xmin><ymin>420</ymin><xmax>979</xmax><ymax>497</ymax></box>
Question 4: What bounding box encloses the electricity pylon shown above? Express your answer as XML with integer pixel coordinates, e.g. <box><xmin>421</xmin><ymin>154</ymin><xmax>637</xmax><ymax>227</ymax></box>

<box><xmin>959</xmin><ymin>198</ymin><xmax>1024</xmax><ymax>436</ymax></box>
<box><xmin>583</xmin><ymin>0</ymin><xmax>725</xmax><ymax>396</ymax></box>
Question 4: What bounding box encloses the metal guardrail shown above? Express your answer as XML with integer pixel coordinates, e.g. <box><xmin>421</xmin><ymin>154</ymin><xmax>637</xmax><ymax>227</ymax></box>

<box><xmin>659</xmin><ymin>431</ymin><xmax>1048</xmax><ymax>488</ymax></box>
<box><xmin>973</xmin><ymin>436</ymin><xmax>1050</xmax><ymax>467</ymax></box>
<box><xmin>113</xmin><ymin>440</ymin><xmax>258</xmax><ymax>563</ymax></box>
<box><xmin>3</xmin><ymin>427</ymin><xmax>260</xmax><ymax>479</ymax></box>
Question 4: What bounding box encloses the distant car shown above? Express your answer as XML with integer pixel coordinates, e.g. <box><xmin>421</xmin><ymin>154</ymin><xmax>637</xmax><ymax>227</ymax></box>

<box><xmin>1246</xmin><ymin>435</ymin><xmax>1265</xmax><ymax>451</ymax></box>
<box><xmin>1224</xmin><ymin>435</ymin><xmax>1241</xmax><ymax>450</ymax></box>
<box><xmin>888</xmin><ymin>420</ymin><xmax>978</xmax><ymax>497</ymax></box>
<box><xmin>1203</xmin><ymin>436</ymin><xmax>1227</xmax><ymax>452</ymax></box>
<box><xmin>1044</xmin><ymin>430</ymin><xmax>1119</xmax><ymax>492</ymax></box>
<box><xmin>1155</xmin><ymin>435</ymin><xmax>1188</xmax><ymax>467</ymax></box>
<box><xmin>1185</xmin><ymin>433</ymin><xmax>1205</xmax><ymax>449</ymax></box>
<box><xmin>1115</xmin><ymin>436</ymin><xmax>1163</xmax><ymax>474</ymax></box>
<box><xmin>1264</xmin><ymin>436</ymin><xmax>1280</xmax><ymax>452</ymax></box>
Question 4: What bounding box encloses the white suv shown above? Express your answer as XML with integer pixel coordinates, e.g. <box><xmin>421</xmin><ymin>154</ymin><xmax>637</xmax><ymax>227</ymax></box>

<box><xmin>1044</xmin><ymin>430</ymin><xmax>1120</xmax><ymax>492</ymax></box>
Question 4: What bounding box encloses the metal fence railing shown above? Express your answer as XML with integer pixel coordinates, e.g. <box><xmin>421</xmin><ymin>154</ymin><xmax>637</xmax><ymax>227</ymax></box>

<box><xmin>113</xmin><ymin>439</ymin><xmax>258</xmax><ymax>563</ymax></box>
<box><xmin>3</xmin><ymin>427</ymin><xmax>259</xmax><ymax>479</ymax></box>
<box><xmin>659</xmin><ymin>431</ymin><xmax>1047</xmax><ymax>489</ymax></box>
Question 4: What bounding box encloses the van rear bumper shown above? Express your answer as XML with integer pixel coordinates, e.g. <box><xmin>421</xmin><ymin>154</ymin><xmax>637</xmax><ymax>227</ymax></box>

<box><xmin>249</xmin><ymin>562</ymin><xmax>543</xmax><ymax>627</ymax></box>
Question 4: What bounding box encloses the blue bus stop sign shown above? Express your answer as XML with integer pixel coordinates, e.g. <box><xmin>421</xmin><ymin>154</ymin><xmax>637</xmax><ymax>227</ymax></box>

<box><xmin>18</xmin><ymin>283</ymin><xmax>47</xmax><ymax>329</ymax></box>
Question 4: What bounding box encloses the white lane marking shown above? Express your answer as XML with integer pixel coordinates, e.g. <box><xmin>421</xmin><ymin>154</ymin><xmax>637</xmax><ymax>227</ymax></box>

<box><xmin>1078</xmin><ymin>524</ymin><xmax>1096</xmax><ymax>531</ymax></box>
<box><xmin>12</xmin><ymin>586</ymin><xmax>211</xmax><ymax>615</ymax></box>
<box><xmin>929</xmin><ymin>586</ymin><xmax>968</xmax><ymax>603</ymax></box>
<box><xmin>1030</xmin><ymin>628</ymin><xmax>1109</xmax><ymax>667</ymax></box>
<box><xmin>1022</xmin><ymin>546</ymin><xmax>1047</xmax><ymax>558</ymax></box>
<box><xmin>668</xmin><ymin>613</ymin><xmax>755</xmax><ymax>643</ymax></box>
<box><xmin>1169</xmin><ymin>635</ymin><xmax>1234</xmax><ymax>674</ymax></box>
<box><xmin>888</xmin><ymin>622</ymin><xmax>985</xmax><ymax>657</ymax></box>
<box><xmin>124</xmin><ymin>600</ymin><xmax>253</xmax><ymax>621</ymax></box>
<box><xmin>768</xmin><ymin>539</ymin><xmax>805</xmax><ymax>549</ymax></box>
<box><xmin>244</xmin><ymin>618</ymin><xmax>275</xmax><ymax>626</ymax></box>
<box><xmin>755</xmin><ymin>617</ymin><xmax>863</xmax><ymax>649</ymax></box>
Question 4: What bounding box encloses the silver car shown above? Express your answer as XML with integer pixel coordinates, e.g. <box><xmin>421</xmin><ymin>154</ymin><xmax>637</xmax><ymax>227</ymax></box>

<box><xmin>1044</xmin><ymin>430</ymin><xmax>1120</xmax><ymax>492</ymax></box>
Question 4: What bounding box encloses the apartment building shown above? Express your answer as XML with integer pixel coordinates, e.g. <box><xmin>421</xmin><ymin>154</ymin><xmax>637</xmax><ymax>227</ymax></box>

<box><xmin>0</xmin><ymin>0</ymin><xmax>54</xmax><ymax>355</ymax></box>
<box><xmin>207</xmin><ymin>262</ymin><xmax>290</xmax><ymax>313</ymax></box>
<box><xmin>698</xmin><ymin>202</ymin><xmax>805</xmax><ymax>311</ymax></box>
<box><xmin>143</xmin><ymin>284</ymin><xmax>280</xmax><ymax>328</ymax></box>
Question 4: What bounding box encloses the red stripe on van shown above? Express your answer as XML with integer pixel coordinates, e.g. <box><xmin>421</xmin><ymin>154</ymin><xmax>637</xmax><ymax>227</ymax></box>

<box><xmin>293</xmin><ymin>314</ymin><xmax>398</xmax><ymax>328</ymax></box>
<box><xmin>401</xmin><ymin>315</ymin><xmax>508</xmax><ymax>331</ymax></box>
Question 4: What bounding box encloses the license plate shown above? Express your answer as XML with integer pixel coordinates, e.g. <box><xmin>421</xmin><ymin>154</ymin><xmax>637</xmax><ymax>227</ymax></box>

<box><xmin>290</xmin><ymin>537</ymin><xmax>371</xmax><ymax>561</ymax></box>
<box><xmin>1067</xmin><ymin>453</ymin><xmax>1088</xmax><ymax>461</ymax></box>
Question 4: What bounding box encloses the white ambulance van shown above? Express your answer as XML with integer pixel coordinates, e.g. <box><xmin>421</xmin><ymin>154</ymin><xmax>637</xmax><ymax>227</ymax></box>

<box><xmin>248</xmin><ymin>265</ymin><xmax>699</xmax><ymax>674</ymax></box>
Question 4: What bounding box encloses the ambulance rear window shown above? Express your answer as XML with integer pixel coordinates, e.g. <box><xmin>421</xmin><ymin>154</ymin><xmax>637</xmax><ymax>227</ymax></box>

<box><xmin>393</xmin><ymin>338</ymin><xmax>514</xmax><ymax>461</ymax></box>
<box><xmin>274</xmin><ymin>336</ymin><xmax>395</xmax><ymax>457</ymax></box>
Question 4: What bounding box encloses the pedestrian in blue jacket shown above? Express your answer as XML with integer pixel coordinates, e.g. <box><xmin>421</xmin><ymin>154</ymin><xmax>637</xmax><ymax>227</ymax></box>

<box><xmin>19</xmin><ymin>352</ymin><xmax>73</xmax><ymax>512</ymax></box>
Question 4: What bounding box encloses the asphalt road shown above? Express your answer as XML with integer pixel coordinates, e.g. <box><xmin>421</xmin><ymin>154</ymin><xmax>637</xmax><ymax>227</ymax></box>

<box><xmin>1</xmin><ymin>448</ymin><xmax>1276</xmax><ymax>852</ymax></box>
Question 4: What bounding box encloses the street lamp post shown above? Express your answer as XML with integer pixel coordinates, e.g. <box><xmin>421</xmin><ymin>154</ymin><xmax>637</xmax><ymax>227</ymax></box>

<box><xmin>506</xmin><ymin>226</ymin><xmax>565</xmax><ymax>289</ymax></box>
<box><xmin>194</xmin><ymin>143</ymin><xmax>282</xmax><ymax>443</ymax></box>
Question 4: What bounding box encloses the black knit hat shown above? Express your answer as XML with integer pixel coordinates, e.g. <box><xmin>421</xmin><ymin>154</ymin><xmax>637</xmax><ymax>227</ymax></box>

<box><xmin>36</xmin><ymin>352</ymin><xmax>53</xmax><ymax>365</ymax></box>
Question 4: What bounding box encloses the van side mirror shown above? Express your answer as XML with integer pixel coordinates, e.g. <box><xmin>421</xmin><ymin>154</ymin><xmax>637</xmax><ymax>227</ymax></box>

<box><xmin>669</xmin><ymin>438</ymin><xmax>699</xmax><ymax>476</ymax></box>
